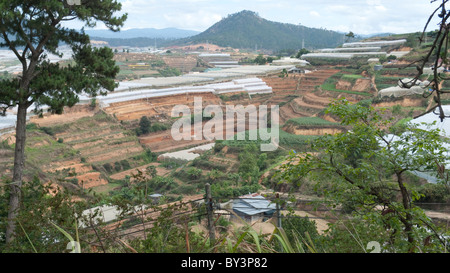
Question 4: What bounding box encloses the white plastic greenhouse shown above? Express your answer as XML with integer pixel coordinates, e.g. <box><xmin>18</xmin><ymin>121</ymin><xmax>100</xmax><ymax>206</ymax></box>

<box><xmin>411</xmin><ymin>106</ymin><xmax>450</xmax><ymax>138</ymax></box>
<box><xmin>158</xmin><ymin>143</ymin><xmax>215</xmax><ymax>162</ymax></box>
<box><xmin>0</xmin><ymin>65</ymin><xmax>290</xmax><ymax>136</ymax></box>
<box><xmin>343</xmin><ymin>39</ymin><xmax>407</xmax><ymax>48</ymax></box>
<box><xmin>302</xmin><ymin>52</ymin><xmax>387</xmax><ymax>59</ymax></box>
<box><xmin>319</xmin><ymin>47</ymin><xmax>382</xmax><ymax>53</ymax></box>
<box><xmin>378</xmin><ymin>78</ymin><xmax>429</xmax><ymax>98</ymax></box>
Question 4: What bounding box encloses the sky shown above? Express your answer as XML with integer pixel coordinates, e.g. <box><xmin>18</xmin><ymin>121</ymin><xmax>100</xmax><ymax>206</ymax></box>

<box><xmin>80</xmin><ymin>0</ymin><xmax>444</xmax><ymax>35</ymax></box>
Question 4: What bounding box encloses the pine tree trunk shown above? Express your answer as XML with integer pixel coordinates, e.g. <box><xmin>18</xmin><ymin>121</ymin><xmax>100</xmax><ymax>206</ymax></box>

<box><xmin>5</xmin><ymin>102</ymin><xmax>28</xmax><ymax>244</ymax></box>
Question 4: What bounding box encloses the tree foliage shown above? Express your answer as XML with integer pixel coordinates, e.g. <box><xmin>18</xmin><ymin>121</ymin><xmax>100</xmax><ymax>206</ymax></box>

<box><xmin>279</xmin><ymin>99</ymin><xmax>450</xmax><ymax>252</ymax></box>
<box><xmin>406</xmin><ymin>0</ymin><xmax>450</xmax><ymax>121</ymax></box>
<box><xmin>139</xmin><ymin>116</ymin><xmax>151</xmax><ymax>135</ymax></box>
<box><xmin>0</xmin><ymin>0</ymin><xmax>127</xmax><ymax>244</ymax></box>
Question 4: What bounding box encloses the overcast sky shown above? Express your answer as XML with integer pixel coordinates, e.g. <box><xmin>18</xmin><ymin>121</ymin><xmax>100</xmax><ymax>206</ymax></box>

<box><xmin>85</xmin><ymin>0</ymin><xmax>443</xmax><ymax>35</ymax></box>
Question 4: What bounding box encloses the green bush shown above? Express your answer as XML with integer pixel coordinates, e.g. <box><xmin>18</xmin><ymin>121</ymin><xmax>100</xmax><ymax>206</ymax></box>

<box><xmin>40</xmin><ymin>126</ymin><xmax>55</xmax><ymax>136</ymax></box>
<box><xmin>103</xmin><ymin>163</ymin><xmax>113</xmax><ymax>173</ymax></box>
<box><xmin>214</xmin><ymin>141</ymin><xmax>225</xmax><ymax>153</ymax></box>
<box><xmin>120</xmin><ymin>159</ymin><xmax>131</xmax><ymax>170</ymax></box>
<box><xmin>150</xmin><ymin>123</ymin><xmax>169</xmax><ymax>132</ymax></box>
<box><xmin>114</xmin><ymin>161</ymin><xmax>122</xmax><ymax>172</ymax></box>
<box><xmin>192</xmin><ymin>158</ymin><xmax>228</xmax><ymax>172</ymax></box>
<box><xmin>173</xmin><ymin>184</ymin><xmax>197</xmax><ymax>195</ymax></box>
<box><xmin>417</xmin><ymin>183</ymin><xmax>450</xmax><ymax>203</ymax></box>
<box><xmin>26</xmin><ymin>123</ymin><xmax>39</xmax><ymax>131</ymax></box>
<box><xmin>187</xmin><ymin>167</ymin><xmax>202</xmax><ymax>180</ymax></box>
<box><xmin>139</xmin><ymin>116</ymin><xmax>151</xmax><ymax>135</ymax></box>
<box><xmin>392</xmin><ymin>105</ymin><xmax>403</xmax><ymax>115</ymax></box>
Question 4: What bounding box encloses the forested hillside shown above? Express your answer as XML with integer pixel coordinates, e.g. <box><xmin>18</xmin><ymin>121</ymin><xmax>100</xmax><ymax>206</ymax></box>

<box><xmin>177</xmin><ymin>10</ymin><xmax>346</xmax><ymax>51</ymax></box>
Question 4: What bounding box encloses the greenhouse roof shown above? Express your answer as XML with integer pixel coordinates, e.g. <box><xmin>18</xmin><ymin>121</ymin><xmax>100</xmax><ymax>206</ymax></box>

<box><xmin>343</xmin><ymin>39</ymin><xmax>407</xmax><ymax>48</ymax></box>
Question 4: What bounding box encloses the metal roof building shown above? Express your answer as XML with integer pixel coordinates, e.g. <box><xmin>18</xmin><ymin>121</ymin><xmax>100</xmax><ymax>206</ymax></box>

<box><xmin>232</xmin><ymin>193</ymin><xmax>276</xmax><ymax>223</ymax></box>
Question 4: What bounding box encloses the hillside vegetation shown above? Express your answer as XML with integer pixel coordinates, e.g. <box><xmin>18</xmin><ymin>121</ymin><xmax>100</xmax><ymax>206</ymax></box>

<box><xmin>173</xmin><ymin>10</ymin><xmax>346</xmax><ymax>51</ymax></box>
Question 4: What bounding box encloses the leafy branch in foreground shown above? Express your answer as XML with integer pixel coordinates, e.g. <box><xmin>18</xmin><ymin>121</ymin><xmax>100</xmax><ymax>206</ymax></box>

<box><xmin>403</xmin><ymin>0</ymin><xmax>450</xmax><ymax>121</ymax></box>
<box><xmin>279</xmin><ymin>98</ymin><xmax>450</xmax><ymax>253</ymax></box>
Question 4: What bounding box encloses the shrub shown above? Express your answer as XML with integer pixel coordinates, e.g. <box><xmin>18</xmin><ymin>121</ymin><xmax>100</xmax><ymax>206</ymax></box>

<box><xmin>187</xmin><ymin>167</ymin><xmax>202</xmax><ymax>180</ymax></box>
<box><xmin>120</xmin><ymin>160</ymin><xmax>131</xmax><ymax>170</ymax></box>
<box><xmin>214</xmin><ymin>141</ymin><xmax>225</xmax><ymax>153</ymax></box>
<box><xmin>392</xmin><ymin>104</ymin><xmax>403</xmax><ymax>115</ymax></box>
<box><xmin>26</xmin><ymin>123</ymin><xmax>39</xmax><ymax>130</ymax></box>
<box><xmin>174</xmin><ymin>184</ymin><xmax>197</xmax><ymax>195</ymax></box>
<box><xmin>139</xmin><ymin>116</ymin><xmax>151</xmax><ymax>135</ymax></box>
<box><xmin>114</xmin><ymin>161</ymin><xmax>122</xmax><ymax>172</ymax></box>
<box><xmin>417</xmin><ymin>183</ymin><xmax>450</xmax><ymax>203</ymax></box>
<box><xmin>103</xmin><ymin>163</ymin><xmax>113</xmax><ymax>173</ymax></box>
<box><xmin>40</xmin><ymin>126</ymin><xmax>55</xmax><ymax>136</ymax></box>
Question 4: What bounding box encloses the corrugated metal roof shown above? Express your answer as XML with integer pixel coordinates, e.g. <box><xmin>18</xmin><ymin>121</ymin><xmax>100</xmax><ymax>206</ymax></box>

<box><xmin>233</xmin><ymin>194</ymin><xmax>276</xmax><ymax>216</ymax></box>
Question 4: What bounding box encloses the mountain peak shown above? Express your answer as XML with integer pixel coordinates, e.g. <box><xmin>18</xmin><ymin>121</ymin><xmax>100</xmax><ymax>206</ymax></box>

<box><xmin>232</xmin><ymin>10</ymin><xmax>260</xmax><ymax>18</ymax></box>
<box><xmin>183</xmin><ymin>10</ymin><xmax>344</xmax><ymax>51</ymax></box>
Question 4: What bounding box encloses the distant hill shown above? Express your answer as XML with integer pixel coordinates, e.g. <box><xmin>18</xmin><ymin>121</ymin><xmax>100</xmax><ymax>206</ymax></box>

<box><xmin>89</xmin><ymin>37</ymin><xmax>175</xmax><ymax>48</ymax></box>
<box><xmin>85</xmin><ymin>27</ymin><xmax>200</xmax><ymax>40</ymax></box>
<box><xmin>172</xmin><ymin>10</ymin><xmax>346</xmax><ymax>51</ymax></box>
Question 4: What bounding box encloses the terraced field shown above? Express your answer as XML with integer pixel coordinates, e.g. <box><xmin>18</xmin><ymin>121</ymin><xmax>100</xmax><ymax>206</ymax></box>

<box><xmin>272</xmin><ymin>69</ymin><xmax>342</xmax><ymax>123</ymax></box>
<box><xmin>104</xmin><ymin>101</ymin><xmax>159</xmax><ymax>121</ymax></box>
<box><xmin>0</xmin><ymin>66</ymin><xmax>375</xmax><ymax>196</ymax></box>
<box><xmin>162</xmin><ymin>55</ymin><xmax>198</xmax><ymax>73</ymax></box>
<box><xmin>261</xmin><ymin>75</ymin><xmax>299</xmax><ymax>95</ymax></box>
<box><xmin>28</xmin><ymin>111</ymin><xmax>147</xmax><ymax>190</ymax></box>
<box><xmin>104</xmin><ymin>92</ymin><xmax>223</xmax><ymax>122</ymax></box>
<box><xmin>54</xmin><ymin>113</ymin><xmax>144</xmax><ymax>164</ymax></box>
<box><xmin>283</xmin><ymin>117</ymin><xmax>346</xmax><ymax>136</ymax></box>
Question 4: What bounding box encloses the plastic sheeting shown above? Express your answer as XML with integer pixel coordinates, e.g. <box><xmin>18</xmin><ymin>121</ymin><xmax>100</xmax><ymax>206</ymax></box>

<box><xmin>319</xmin><ymin>47</ymin><xmax>382</xmax><ymax>53</ymax></box>
<box><xmin>343</xmin><ymin>39</ymin><xmax>407</xmax><ymax>48</ymax></box>
<box><xmin>0</xmin><ymin>112</ymin><xmax>17</xmax><ymax>131</ymax></box>
<box><xmin>411</xmin><ymin>105</ymin><xmax>450</xmax><ymax>138</ymax></box>
<box><xmin>302</xmin><ymin>52</ymin><xmax>387</xmax><ymax>59</ymax></box>
<box><xmin>378</xmin><ymin>86</ymin><xmax>425</xmax><ymax>97</ymax></box>
<box><xmin>378</xmin><ymin>78</ymin><xmax>429</xmax><ymax>98</ymax></box>
<box><xmin>96</xmin><ymin>77</ymin><xmax>273</xmax><ymax>106</ymax></box>
<box><xmin>158</xmin><ymin>143</ymin><xmax>215</xmax><ymax>162</ymax></box>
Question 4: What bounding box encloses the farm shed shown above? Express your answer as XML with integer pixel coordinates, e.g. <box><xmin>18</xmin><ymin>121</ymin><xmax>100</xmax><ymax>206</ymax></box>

<box><xmin>231</xmin><ymin>193</ymin><xmax>276</xmax><ymax>223</ymax></box>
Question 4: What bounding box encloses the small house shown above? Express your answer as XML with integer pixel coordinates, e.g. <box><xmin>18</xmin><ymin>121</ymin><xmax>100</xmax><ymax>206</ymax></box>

<box><xmin>231</xmin><ymin>193</ymin><xmax>276</xmax><ymax>223</ymax></box>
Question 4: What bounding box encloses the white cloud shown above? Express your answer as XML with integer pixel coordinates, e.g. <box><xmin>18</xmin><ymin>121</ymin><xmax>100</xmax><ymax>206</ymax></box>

<box><xmin>163</xmin><ymin>11</ymin><xmax>222</xmax><ymax>31</ymax></box>
<box><xmin>309</xmin><ymin>11</ymin><xmax>320</xmax><ymax>17</ymax></box>
<box><xmin>68</xmin><ymin>0</ymin><xmax>445</xmax><ymax>35</ymax></box>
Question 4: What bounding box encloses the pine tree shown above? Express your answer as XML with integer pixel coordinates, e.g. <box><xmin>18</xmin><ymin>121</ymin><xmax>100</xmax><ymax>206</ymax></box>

<box><xmin>0</xmin><ymin>0</ymin><xmax>127</xmax><ymax>243</ymax></box>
